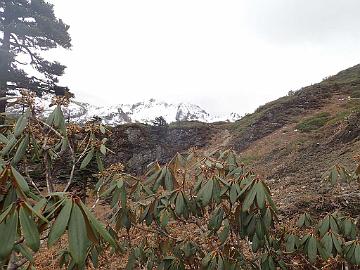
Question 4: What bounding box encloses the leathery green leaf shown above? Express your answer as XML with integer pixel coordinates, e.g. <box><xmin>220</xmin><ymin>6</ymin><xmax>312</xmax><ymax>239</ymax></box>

<box><xmin>255</xmin><ymin>182</ymin><xmax>265</xmax><ymax>209</ymax></box>
<box><xmin>164</xmin><ymin>168</ymin><xmax>173</xmax><ymax>190</ymax></box>
<box><xmin>255</xmin><ymin>218</ymin><xmax>264</xmax><ymax>240</ymax></box>
<box><xmin>329</xmin><ymin>168</ymin><xmax>338</xmax><ymax>184</ymax></box>
<box><xmin>345</xmin><ymin>243</ymin><xmax>355</xmax><ymax>261</ymax></box>
<box><xmin>53</xmin><ymin>106</ymin><xmax>65</xmax><ymax>129</ymax></box>
<box><xmin>331</xmin><ymin>233</ymin><xmax>342</xmax><ymax>254</ymax></box>
<box><xmin>321</xmin><ymin>233</ymin><xmax>333</xmax><ymax>254</ymax></box>
<box><xmin>318</xmin><ymin>216</ymin><xmax>330</xmax><ymax>237</ymax></box>
<box><xmin>297</xmin><ymin>214</ymin><xmax>306</xmax><ymax>227</ymax></box>
<box><xmin>252</xmin><ymin>233</ymin><xmax>260</xmax><ymax>252</ymax></box>
<box><xmin>19</xmin><ymin>206</ymin><xmax>40</xmax><ymax>251</ymax></box>
<box><xmin>160</xmin><ymin>210</ymin><xmax>169</xmax><ymax>227</ymax></box>
<box><xmin>198</xmin><ymin>178</ymin><xmax>214</xmax><ymax>206</ymax></box>
<box><xmin>217</xmin><ymin>255</ymin><xmax>224</xmax><ymax>270</ymax></box>
<box><xmin>0</xmin><ymin>136</ymin><xmax>17</xmax><ymax>155</ymax></box>
<box><xmin>0</xmin><ymin>204</ymin><xmax>14</xmax><ymax>224</ymax></box>
<box><xmin>201</xmin><ymin>253</ymin><xmax>212</xmax><ymax>267</ymax></box>
<box><xmin>307</xmin><ymin>236</ymin><xmax>317</xmax><ymax>263</ymax></box>
<box><xmin>0</xmin><ymin>133</ymin><xmax>9</xmax><ymax>144</ymax></box>
<box><xmin>0</xmin><ymin>210</ymin><xmax>18</xmax><ymax>259</ymax></box>
<box><xmin>263</xmin><ymin>208</ymin><xmax>272</xmax><ymax>228</ymax></box>
<box><xmin>344</xmin><ymin>219</ymin><xmax>352</xmax><ymax>236</ymax></box>
<box><xmin>229</xmin><ymin>183</ymin><xmax>237</xmax><ymax>204</ymax></box>
<box><xmin>68</xmin><ymin>203</ymin><xmax>89</xmax><ymax>265</ymax></box>
<box><xmin>80</xmin><ymin>201</ymin><xmax>117</xmax><ymax>248</ymax></box>
<box><xmin>355</xmin><ymin>245</ymin><xmax>360</xmax><ymax>265</ymax></box>
<box><xmin>100</xmin><ymin>144</ymin><xmax>106</xmax><ymax>155</ymax></box>
<box><xmin>144</xmin><ymin>168</ymin><xmax>161</xmax><ymax>185</ymax></box>
<box><xmin>80</xmin><ymin>148</ymin><xmax>94</xmax><ymax>169</ymax></box>
<box><xmin>300</xmin><ymin>235</ymin><xmax>310</xmax><ymax>246</ymax></box>
<box><xmin>24</xmin><ymin>201</ymin><xmax>48</xmax><ymax>223</ymax></box>
<box><xmin>12</xmin><ymin>134</ymin><xmax>29</xmax><ymax>165</ymax></box>
<box><xmin>286</xmin><ymin>235</ymin><xmax>296</xmax><ymax>252</ymax></box>
<box><xmin>14</xmin><ymin>109</ymin><xmax>30</xmax><ymax>138</ymax></box>
<box><xmin>46</xmin><ymin>110</ymin><xmax>55</xmax><ymax>125</ymax></box>
<box><xmin>242</xmin><ymin>185</ymin><xmax>256</xmax><ymax>212</ymax></box>
<box><xmin>317</xmin><ymin>242</ymin><xmax>330</xmax><ymax>260</ymax></box>
<box><xmin>329</xmin><ymin>216</ymin><xmax>339</xmax><ymax>233</ymax></box>
<box><xmin>175</xmin><ymin>192</ymin><xmax>185</xmax><ymax>216</ymax></box>
<box><xmin>48</xmin><ymin>199</ymin><xmax>73</xmax><ymax>246</ymax></box>
<box><xmin>263</xmin><ymin>184</ymin><xmax>277</xmax><ymax>212</ymax></box>
<box><xmin>11</xmin><ymin>166</ymin><xmax>29</xmax><ymax>193</ymax></box>
<box><xmin>212</xmin><ymin>178</ymin><xmax>221</xmax><ymax>203</ymax></box>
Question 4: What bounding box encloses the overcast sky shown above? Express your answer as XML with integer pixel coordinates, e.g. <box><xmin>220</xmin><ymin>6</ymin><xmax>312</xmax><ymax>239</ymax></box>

<box><xmin>48</xmin><ymin>0</ymin><xmax>360</xmax><ymax>116</ymax></box>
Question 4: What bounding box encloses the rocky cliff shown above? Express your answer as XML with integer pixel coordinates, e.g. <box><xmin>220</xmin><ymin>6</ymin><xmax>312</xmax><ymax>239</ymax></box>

<box><xmin>106</xmin><ymin>122</ymin><xmax>215</xmax><ymax>174</ymax></box>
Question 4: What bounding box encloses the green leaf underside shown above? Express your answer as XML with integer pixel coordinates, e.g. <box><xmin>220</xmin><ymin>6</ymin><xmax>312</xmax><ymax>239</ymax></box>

<box><xmin>0</xmin><ymin>211</ymin><xmax>18</xmax><ymax>259</ymax></box>
<box><xmin>48</xmin><ymin>199</ymin><xmax>73</xmax><ymax>246</ymax></box>
<box><xmin>19</xmin><ymin>206</ymin><xmax>40</xmax><ymax>251</ymax></box>
<box><xmin>68</xmin><ymin>203</ymin><xmax>89</xmax><ymax>265</ymax></box>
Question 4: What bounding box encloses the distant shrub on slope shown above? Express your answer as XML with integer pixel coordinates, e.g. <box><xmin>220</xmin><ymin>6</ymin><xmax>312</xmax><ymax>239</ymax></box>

<box><xmin>296</xmin><ymin>112</ymin><xmax>331</xmax><ymax>132</ymax></box>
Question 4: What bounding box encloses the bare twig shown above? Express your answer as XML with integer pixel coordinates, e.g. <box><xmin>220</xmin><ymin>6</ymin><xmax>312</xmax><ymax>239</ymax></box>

<box><xmin>44</xmin><ymin>151</ymin><xmax>54</xmax><ymax>193</ymax></box>
<box><xmin>38</xmin><ymin>119</ymin><xmax>64</xmax><ymax>139</ymax></box>
<box><xmin>37</xmin><ymin>119</ymin><xmax>81</xmax><ymax>193</ymax></box>
<box><xmin>64</xmin><ymin>136</ymin><xmax>90</xmax><ymax>192</ymax></box>
<box><xmin>41</xmin><ymin>136</ymin><xmax>54</xmax><ymax>193</ymax></box>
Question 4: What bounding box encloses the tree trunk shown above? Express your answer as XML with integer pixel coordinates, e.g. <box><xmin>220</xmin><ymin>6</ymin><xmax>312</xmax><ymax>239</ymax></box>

<box><xmin>0</xmin><ymin>2</ymin><xmax>11</xmax><ymax>124</ymax></box>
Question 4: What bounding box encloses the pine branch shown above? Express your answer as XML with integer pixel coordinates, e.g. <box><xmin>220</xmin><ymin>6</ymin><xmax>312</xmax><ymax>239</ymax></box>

<box><xmin>10</xmin><ymin>33</ymin><xmax>38</xmax><ymax>65</ymax></box>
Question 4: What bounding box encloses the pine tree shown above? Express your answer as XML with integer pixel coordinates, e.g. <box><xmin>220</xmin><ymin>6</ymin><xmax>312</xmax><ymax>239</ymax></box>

<box><xmin>0</xmin><ymin>0</ymin><xmax>71</xmax><ymax>122</ymax></box>
<box><xmin>152</xmin><ymin>116</ymin><xmax>168</xmax><ymax>127</ymax></box>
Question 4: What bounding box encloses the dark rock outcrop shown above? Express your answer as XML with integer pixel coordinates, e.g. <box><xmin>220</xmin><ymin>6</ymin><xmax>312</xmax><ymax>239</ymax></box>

<box><xmin>330</xmin><ymin>112</ymin><xmax>360</xmax><ymax>144</ymax></box>
<box><xmin>106</xmin><ymin>123</ymin><xmax>214</xmax><ymax>174</ymax></box>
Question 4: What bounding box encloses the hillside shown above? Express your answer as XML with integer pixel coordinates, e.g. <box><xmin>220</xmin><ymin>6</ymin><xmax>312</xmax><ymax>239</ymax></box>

<box><xmin>226</xmin><ymin>64</ymin><xmax>360</xmax><ymax>218</ymax></box>
<box><xmin>108</xmin><ymin>64</ymin><xmax>360</xmax><ymax>218</ymax></box>
<box><xmin>2</xmin><ymin>64</ymin><xmax>359</xmax><ymax>270</ymax></box>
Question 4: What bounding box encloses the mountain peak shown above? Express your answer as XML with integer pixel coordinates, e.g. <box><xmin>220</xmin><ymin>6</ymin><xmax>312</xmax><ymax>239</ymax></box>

<box><xmin>8</xmin><ymin>95</ymin><xmax>241</xmax><ymax>125</ymax></box>
<box><xmin>81</xmin><ymin>98</ymin><xmax>241</xmax><ymax>125</ymax></box>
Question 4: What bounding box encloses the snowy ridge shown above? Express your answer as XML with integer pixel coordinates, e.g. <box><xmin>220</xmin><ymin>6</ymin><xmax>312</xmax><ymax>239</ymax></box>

<box><xmin>8</xmin><ymin>95</ymin><xmax>241</xmax><ymax>125</ymax></box>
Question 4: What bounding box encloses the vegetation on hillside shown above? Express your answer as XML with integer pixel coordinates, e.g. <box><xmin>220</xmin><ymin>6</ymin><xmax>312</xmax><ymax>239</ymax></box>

<box><xmin>0</xmin><ymin>92</ymin><xmax>360</xmax><ymax>270</ymax></box>
<box><xmin>227</xmin><ymin>65</ymin><xmax>360</xmax><ymax>153</ymax></box>
<box><xmin>295</xmin><ymin>112</ymin><xmax>331</xmax><ymax>132</ymax></box>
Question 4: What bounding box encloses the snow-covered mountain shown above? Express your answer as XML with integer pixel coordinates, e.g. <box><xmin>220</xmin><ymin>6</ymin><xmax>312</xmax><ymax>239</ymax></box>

<box><xmin>8</xmin><ymin>95</ymin><xmax>241</xmax><ymax>125</ymax></box>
